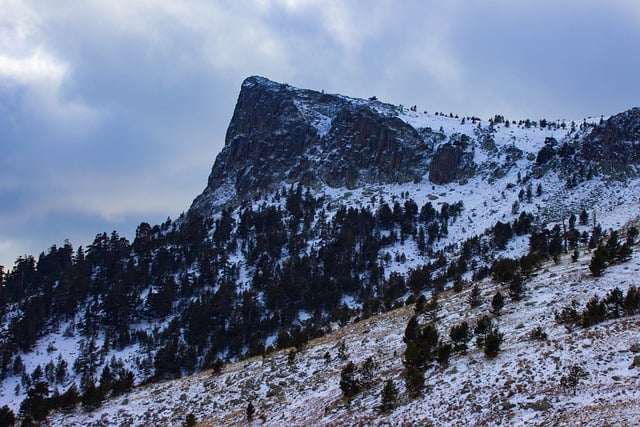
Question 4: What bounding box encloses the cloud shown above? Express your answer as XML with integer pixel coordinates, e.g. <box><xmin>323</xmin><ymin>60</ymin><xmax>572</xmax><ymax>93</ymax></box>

<box><xmin>1</xmin><ymin>0</ymin><xmax>639</xmax><ymax>268</ymax></box>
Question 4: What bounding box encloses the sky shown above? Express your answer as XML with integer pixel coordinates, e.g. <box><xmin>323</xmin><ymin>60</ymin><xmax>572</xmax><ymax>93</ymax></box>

<box><xmin>1</xmin><ymin>0</ymin><xmax>639</xmax><ymax>269</ymax></box>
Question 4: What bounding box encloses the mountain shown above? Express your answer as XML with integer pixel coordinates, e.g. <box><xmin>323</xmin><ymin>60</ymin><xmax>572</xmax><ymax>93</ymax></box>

<box><xmin>0</xmin><ymin>76</ymin><xmax>639</xmax><ymax>425</ymax></box>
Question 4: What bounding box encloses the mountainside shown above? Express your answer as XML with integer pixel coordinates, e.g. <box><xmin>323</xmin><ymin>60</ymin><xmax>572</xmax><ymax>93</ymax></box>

<box><xmin>1</xmin><ymin>76</ymin><xmax>640</xmax><ymax>425</ymax></box>
<box><xmin>45</xmin><ymin>249</ymin><xmax>640</xmax><ymax>426</ymax></box>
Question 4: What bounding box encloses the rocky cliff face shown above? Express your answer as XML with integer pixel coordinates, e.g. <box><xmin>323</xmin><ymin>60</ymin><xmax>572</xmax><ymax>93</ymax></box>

<box><xmin>191</xmin><ymin>76</ymin><xmax>640</xmax><ymax>216</ymax></box>
<box><xmin>191</xmin><ymin>76</ymin><xmax>432</xmax><ymax>214</ymax></box>
<box><xmin>582</xmin><ymin>107</ymin><xmax>640</xmax><ymax>174</ymax></box>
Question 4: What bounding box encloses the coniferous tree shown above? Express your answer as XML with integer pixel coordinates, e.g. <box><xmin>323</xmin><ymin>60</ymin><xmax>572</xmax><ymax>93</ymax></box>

<box><xmin>246</xmin><ymin>402</ymin><xmax>255</xmax><ymax>422</ymax></box>
<box><xmin>490</xmin><ymin>291</ymin><xmax>505</xmax><ymax>315</ymax></box>
<box><xmin>378</xmin><ymin>379</ymin><xmax>398</xmax><ymax>412</ymax></box>
<box><xmin>589</xmin><ymin>245</ymin><xmax>607</xmax><ymax>276</ymax></box>
<box><xmin>623</xmin><ymin>286</ymin><xmax>640</xmax><ymax>315</ymax></box>
<box><xmin>474</xmin><ymin>315</ymin><xmax>493</xmax><ymax>348</ymax></box>
<box><xmin>468</xmin><ymin>284</ymin><xmax>482</xmax><ymax>308</ymax></box>
<box><xmin>436</xmin><ymin>342</ymin><xmax>452</xmax><ymax>367</ymax></box>
<box><xmin>483</xmin><ymin>328</ymin><xmax>504</xmax><ymax>359</ymax></box>
<box><xmin>404</xmin><ymin>365</ymin><xmax>425</xmax><ymax>398</ymax></box>
<box><xmin>449</xmin><ymin>321</ymin><xmax>472</xmax><ymax>353</ymax></box>
<box><xmin>403</xmin><ymin>315</ymin><xmax>420</xmax><ymax>344</ymax></box>
<box><xmin>0</xmin><ymin>405</ymin><xmax>15</xmax><ymax>426</ymax></box>
<box><xmin>340</xmin><ymin>361</ymin><xmax>361</xmax><ymax>399</ymax></box>
<box><xmin>185</xmin><ymin>413</ymin><xmax>197</xmax><ymax>427</ymax></box>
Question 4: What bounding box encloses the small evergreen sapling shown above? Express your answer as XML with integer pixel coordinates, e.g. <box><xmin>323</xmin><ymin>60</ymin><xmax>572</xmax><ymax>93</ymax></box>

<box><xmin>378</xmin><ymin>379</ymin><xmax>398</xmax><ymax>412</ymax></box>
<box><xmin>490</xmin><ymin>291</ymin><xmax>505</xmax><ymax>316</ymax></box>
<box><xmin>483</xmin><ymin>328</ymin><xmax>504</xmax><ymax>359</ymax></box>
<box><xmin>339</xmin><ymin>361</ymin><xmax>361</xmax><ymax>399</ymax></box>
<box><xmin>246</xmin><ymin>401</ymin><xmax>255</xmax><ymax>422</ymax></box>
<box><xmin>404</xmin><ymin>365</ymin><xmax>425</xmax><ymax>398</ymax></box>
<box><xmin>468</xmin><ymin>284</ymin><xmax>482</xmax><ymax>308</ymax></box>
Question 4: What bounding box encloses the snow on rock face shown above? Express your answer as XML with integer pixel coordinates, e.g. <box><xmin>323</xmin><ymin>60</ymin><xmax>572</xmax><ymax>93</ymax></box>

<box><xmin>191</xmin><ymin>76</ymin><xmax>638</xmax><ymax>218</ymax></box>
<box><xmin>191</xmin><ymin>77</ymin><xmax>431</xmax><ymax>215</ymax></box>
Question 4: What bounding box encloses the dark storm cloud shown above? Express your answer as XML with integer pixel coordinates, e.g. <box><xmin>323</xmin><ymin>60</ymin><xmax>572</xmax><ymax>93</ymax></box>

<box><xmin>1</xmin><ymin>0</ymin><xmax>639</xmax><ymax>267</ymax></box>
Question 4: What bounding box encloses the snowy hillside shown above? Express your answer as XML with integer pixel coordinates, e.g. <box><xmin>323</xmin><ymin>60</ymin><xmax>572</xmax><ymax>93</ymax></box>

<box><xmin>1</xmin><ymin>76</ymin><xmax>639</xmax><ymax>425</ymax></box>
<box><xmin>43</xmin><ymin>247</ymin><xmax>640</xmax><ymax>426</ymax></box>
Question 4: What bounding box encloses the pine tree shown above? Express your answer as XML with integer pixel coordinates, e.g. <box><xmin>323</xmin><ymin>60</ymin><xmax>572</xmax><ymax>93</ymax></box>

<box><xmin>483</xmin><ymin>328</ymin><xmax>504</xmax><ymax>359</ymax></box>
<box><xmin>378</xmin><ymin>379</ymin><xmax>398</xmax><ymax>412</ymax></box>
<box><xmin>436</xmin><ymin>342</ymin><xmax>452</xmax><ymax>367</ymax></box>
<box><xmin>404</xmin><ymin>365</ymin><xmax>424</xmax><ymax>398</ymax></box>
<box><xmin>449</xmin><ymin>321</ymin><xmax>472</xmax><ymax>353</ymax></box>
<box><xmin>403</xmin><ymin>316</ymin><xmax>420</xmax><ymax>344</ymax></box>
<box><xmin>468</xmin><ymin>284</ymin><xmax>482</xmax><ymax>308</ymax></box>
<box><xmin>474</xmin><ymin>315</ymin><xmax>493</xmax><ymax>348</ymax></box>
<box><xmin>490</xmin><ymin>291</ymin><xmax>505</xmax><ymax>315</ymax></box>
<box><xmin>589</xmin><ymin>245</ymin><xmax>607</xmax><ymax>276</ymax></box>
<box><xmin>246</xmin><ymin>401</ymin><xmax>255</xmax><ymax>422</ymax></box>
<box><xmin>185</xmin><ymin>413</ymin><xmax>197</xmax><ymax>426</ymax></box>
<box><xmin>508</xmin><ymin>276</ymin><xmax>525</xmax><ymax>301</ymax></box>
<box><xmin>0</xmin><ymin>405</ymin><xmax>15</xmax><ymax>427</ymax></box>
<box><xmin>339</xmin><ymin>362</ymin><xmax>361</xmax><ymax>399</ymax></box>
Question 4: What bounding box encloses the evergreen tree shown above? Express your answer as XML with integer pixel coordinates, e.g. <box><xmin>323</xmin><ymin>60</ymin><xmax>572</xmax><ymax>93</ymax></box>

<box><xmin>483</xmin><ymin>328</ymin><xmax>504</xmax><ymax>359</ymax></box>
<box><xmin>246</xmin><ymin>402</ymin><xmax>255</xmax><ymax>422</ymax></box>
<box><xmin>579</xmin><ymin>209</ymin><xmax>589</xmax><ymax>226</ymax></box>
<box><xmin>436</xmin><ymin>342</ymin><xmax>452</xmax><ymax>367</ymax></box>
<box><xmin>490</xmin><ymin>291</ymin><xmax>505</xmax><ymax>315</ymax></box>
<box><xmin>449</xmin><ymin>321</ymin><xmax>472</xmax><ymax>353</ymax></box>
<box><xmin>378</xmin><ymin>379</ymin><xmax>398</xmax><ymax>412</ymax></box>
<box><xmin>468</xmin><ymin>284</ymin><xmax>482</xmax><ymax>308</ymax></box>
<box><xmin>339</xmin><ymin>362</ymin><xmax>361</xmax><ymax>399</ymax></box>
<box><xmin>623</xmin><ymin>286</ymin><xmax>640</xmax><ymax>315</ymax></box>
<box><xmin>0</xmin><ymin>405</ymin><xmax>15</xmax><ymax>426</ymax></box>
<box><xmin>404</xmin><ymin>365</ymin><xmax>425</xmax><ymax>398</ymax></box>
<box><xmin>581</xmin><ymin>295</ymin><xmax>606</xmax><ymax>327</ymax></box>
<box><xmin>474</xmin><ymin>315</ymin><xmax>493</xmax><ymax>348</ymax></box>
<box><xmin>403</xmin><ymin>316</ymin><xmax>420</xmax><ymax>344</ymax></box>
<box><xmin>185</xmin><ymin>413</ymin><xmax>197</xmax><ymax>427</ymax></box>
<box><xmin>589</xmin><ymin>245</ymin><xmax>607</xmax><ymax>276</ymax></box>
<box><xmin>508</xmin><ymin>276</ymin><xmax>525</xmax><ymax>301</ymax></box>
<box><xmin>20</xmin><ymin>381</ymin><xmax>50</xmax><ymax>421</ymax></box>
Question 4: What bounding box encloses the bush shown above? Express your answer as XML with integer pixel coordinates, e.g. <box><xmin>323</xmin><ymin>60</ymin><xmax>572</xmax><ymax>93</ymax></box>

<box><xmin>529</xmin><ymin>326</ymin><xmax>548</xmax><ymax>341</ymax></box>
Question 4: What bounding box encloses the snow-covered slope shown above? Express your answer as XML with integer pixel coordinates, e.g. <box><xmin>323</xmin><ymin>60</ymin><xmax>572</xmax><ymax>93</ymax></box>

<box><xmin>45</xmin><ymin>247</ymin><xmax>640</xmax><ymax>426</ymax></box>
<box><xmin>2</xmin><ymin>76</ymin><xmax>640</xmax><ymax>425</ymax></box>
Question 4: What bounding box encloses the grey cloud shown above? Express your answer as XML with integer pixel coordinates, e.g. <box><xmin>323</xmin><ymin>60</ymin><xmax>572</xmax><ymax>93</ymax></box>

<box><xmin>1</xmin><ymin>0</ymin><xmax>639</xmax><ymax>268</ymax></box>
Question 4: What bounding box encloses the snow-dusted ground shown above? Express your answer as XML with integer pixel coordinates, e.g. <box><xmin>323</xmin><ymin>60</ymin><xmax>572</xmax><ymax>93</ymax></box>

<box><xmin>45</xmin><ymin>246</ymin><xmax>640</xmax><ymax>426</ymax></box>
<box><xmin>3</xmin><ymin>86</ymin><xmax>639</xmax><ymax>424</ymax></box>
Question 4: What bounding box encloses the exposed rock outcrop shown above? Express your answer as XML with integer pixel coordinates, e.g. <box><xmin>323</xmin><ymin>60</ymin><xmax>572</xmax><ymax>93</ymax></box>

<box><xmin>191</xmin><ymin>76</ymin><xmax>431</xmax><ymax>214</ymax></box>
<box><xmin>582</xmin><ymin>108</ymin><xmax>640</xmax><ymax>174</ymax></box>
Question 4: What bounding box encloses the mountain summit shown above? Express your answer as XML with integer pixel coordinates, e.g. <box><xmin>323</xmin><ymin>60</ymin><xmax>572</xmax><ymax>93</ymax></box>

<box><xmin>192</xmin><ymin>76</ymin><xmax>432</xmax><ymax>214</ymax></box>
<box><xmin>192</xmin><ymin>76</ymin><xmax>640</xmax><ymax>216</ymax></box>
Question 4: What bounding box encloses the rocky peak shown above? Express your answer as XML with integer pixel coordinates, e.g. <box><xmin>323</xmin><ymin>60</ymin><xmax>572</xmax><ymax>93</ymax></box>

<box><xmin>582</xmin><ymin>107</ymin><xmax>640</xmax><ymax>174</ymax></box>
<box><xmin>190</xmin><ymin>76</ymin><xmax>431</xmax><ymax>215</ymax></box>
